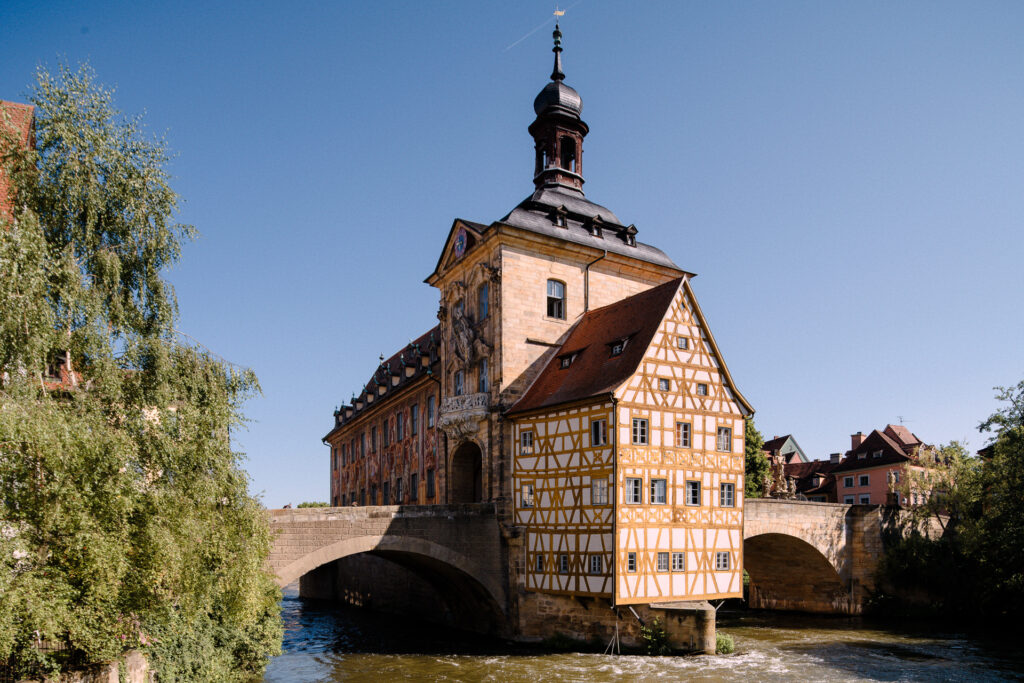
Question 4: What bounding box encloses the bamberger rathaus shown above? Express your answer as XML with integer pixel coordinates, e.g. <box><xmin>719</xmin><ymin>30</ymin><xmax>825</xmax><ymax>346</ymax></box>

<box><xmin>324</xmin><ymin>25</ymin><xmax>753</xmax><ymax>616</ymax></box>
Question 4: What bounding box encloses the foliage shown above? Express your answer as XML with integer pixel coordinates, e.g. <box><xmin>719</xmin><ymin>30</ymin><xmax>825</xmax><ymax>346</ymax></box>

<box><xmin>639</xmin><ymin>618</ymin><xmax>670</xmax><ymax>655</ymax></box>
<box><xmin>872</xmin><ymin>380</ymin><xmax>1024</xmax><ymax>621</ymax></box>
<box><xmin>0</xmin><ymin>63</ymin><xmax>281</xmax><ymax>679</ymax></box>
<box><xmin>715</xmin><ymin>632</ymin><xmax>735</xmax><ymax>654</ymax></box>
<box><xmin>296</xmin><ymin>501</ymin><xmax>329</xmax><ymax>508</ymax></box>
<box><xmin>744</xmin><ymin>418</ymin><xmax>768</xmax><ymax>498</ymax></box>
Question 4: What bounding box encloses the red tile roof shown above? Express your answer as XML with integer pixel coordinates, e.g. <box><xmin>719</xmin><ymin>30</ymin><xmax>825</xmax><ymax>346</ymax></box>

<box><xmin>508</xmin><ymin>278</ymin><xmax>683</xmax><ymax>415</ymax></box>
<box><xmin>832</xmin><ymin>428</ymin><xmax>919</xmax><ymax>473</ymax></box>
<box><xmin>783</xmin><ymin>459</ymin><xmax>839</xmax><ymax>497</ymax></box>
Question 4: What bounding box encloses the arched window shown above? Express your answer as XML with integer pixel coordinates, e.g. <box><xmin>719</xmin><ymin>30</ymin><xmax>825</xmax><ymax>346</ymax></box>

<box><xmin>477</xmin><ymin>283</ymin><xmax>489</xmax><ymax>320</ymax></box>
<box><xmin>560</xmin><ymin>136</ymin><xmax>576</xmax><ymax>173</ymax></box>
<box><xmin>547</xmin><ymin>279</ymin><xmax>566</xmax><ymax>319</ymax></box>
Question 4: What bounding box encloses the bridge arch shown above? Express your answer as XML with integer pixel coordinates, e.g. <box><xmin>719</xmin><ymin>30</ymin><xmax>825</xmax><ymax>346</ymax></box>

<box><xmin>275</xmin><ymin>532</ymin><xmax>507</xmax><ymax>634</ymax></box>
<box><xmin>743</xmin><ymin>532</ymin><xmax>852</xmax><ymax>614</ymax></box>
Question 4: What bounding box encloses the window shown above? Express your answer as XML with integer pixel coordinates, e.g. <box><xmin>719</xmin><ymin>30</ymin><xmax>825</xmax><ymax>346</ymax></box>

<box><xmin>410</xmin><ymin>473</ymin><xmax>418</xmax><ymax>501</ymax></box>
<box><xmin>625</xmin><ymin>477</ymin><xmax>642</xmax><ymax>504</ymax></box>
<box><xmin>696</xmin><ymin>383</ymin><xmax>708</xmax><ymax>396</ymax></box>
<box><xmin>717</xmin><ymin>426</ymin><xmax>732</xmax><ymax>452</ymax></box>
<box><xmin>382</xmin><ymin>420</ymin><xmax>390</xmax><ymax>447</ymax></box>
<box><xmin>560</xmin><ymin>135</ymin><xmax>576</xmax><ymax>173</ymax></box>
<box><xmin>632</xmin><ymin>418</ymin><xmax>648</xmax><ymax>445</ymax></box>
<box><xmin>844</xmin><ymin>495</ymin><xmax>855</xmax><ymax>504</ymax></box>
<box><xmin>892</xmin><ymin>471</ymin><xmax>900</xmax><ymax>483</ymax></box>
<box><xmin>657</xmin><ymin>552</ymin><xmax>670</xmax><ymax>572</ymax></box>
<box><xmin>610</xmin><ymin>340</ymin><xmax>625</xmax><ymax>356</ymax></box>
<box><xmin>371</xmin><ymin>426</ymin><xmax>377</xmax><ymax>452</ymax></box>
<box><xmin>591</xmin><ymin>479</ymin><xmax>608</xmax><ymax>505</ymax></box>
<box><xmin>382</xmin><ymin>481</ymin><xmax>390</xmax><ymax>504</ymax></box>
<box><xmin>589</xmin><ymin>555</ymin><xmax>602</xmax><ymax>574</ymax></box>
<box><xmin>859</xmin><ymin>474</ymin><xmax>870</xmax><ymax>486</ymax></box>
<box><xmin>396</xmin><ymin>412</ymin><xmax>404</xmax><ymax>441</ymax></box>
<box><xmin>558</xmin><ymin>554</ymin><xmax>569</xmax><ymax>574</ymax></box>
<box><xmin>627</xmin><ymin>552</ymin><xmax>637</xmax><ymax>573</ymax></box>
<box><xmin>395</xmin><ymin>478</ymin><xmax>402</xmax><ymax>503</ymax></box>
<box><xmin>427</xmin><ymin>395</ymin><xmax>435</xmax><ymax>427</ymax></box>
<box><xmin>658</xmin><ymin>378</ymin><xmax>670</xmax><ymax>391</ymax></box>
<box><xmin>360</xmin><ymin>433</ymin><xmax>366</xmax><ymax>458</ymax></box>
<box><xmin>650</xmin><ymin>478</ymin><xmax>667</xmax><ymax>505</ymax></box>
<box><xmin>720</xmin><ymin>482</ymin><xmax>735</xmax><ymax>507</ymax></box>
<box><xmin>672</xmin><ymin>552</ymin><xmax>685</xmax><ymax>572</ymax></box>
<box><xmin>477</xmin><ymin>283</ymin><xmax>489</xmax><ymax>320</ymax></box>
<box><xmin>360</xmin><ymin>488</ymin><xmax>366</xmax><ymax>505</ymax></box>
<box><xmin>410</xmin><ymin>405</ymin><xmax>419</xmax><ymax>435</ymax></box>
<box><xmin>872</xmin><ymin>449</ymin><xmax>883</xmax><ymax>459</ymax></box>
<box><xmin>560</xmin><ymin>355</ymin><xmax>572</xmax><ymax>369</ymax></box>
<box><xmin>715</xmin><ymin>552</ymin><xmax>730</xmax><ymax>571</ymax></box>
<box><xmin>547</xmin><ymin>279</ymin><xmax>566</xmax><ymax>319</ymax></box>
<box><xmin>591</xmin><ymin>419</ymin><xmax>607</xmax><ymax>446</ymax></box>
<box><xmin>370</xmin><ymin>484</ymin><xmax>377</xmax><ymax>504</ymax></box>
<box><xmin>857</xmin><ymin>451</ymin><xmax>867</xmax><ymax>460</ymax></box>
<box><xmin>454</xmin><ymin>370</ymin><xmax>464</xmax><ymax>396</ymax></box>
<box><xmin>521</xmin><ymin>484</ymin><xmax>535</xmax><ymax>508</ymax></box>
<box><xmin>520</xmin><ymin>430</ymin><xmax>534</xmax><ymax>455</ymax></box>
<box><xmin>676</xmin><ymin>422</ymin><xmax>691</xmax><ymax>448</ymax></box>
<box><xmin>677</xmin><ymin>337</ymin><xmax>689</xmax><ymax>350</ymax></box>
<box><xmin>535</xmin><ymin>554</ymin><xmax>544</xmax><ymax>572</ymax></box>
<box><xmin>686</xmin><ymin>480</ymin><xmax>701</xmax><ymax>506</ymax></box>
<box><xmin>478</xmin><ymin>358</ymin><xmax>489</xmax><ymax>392</ymax></box>
<box><xmin>859</xmin><ymin>494</ymin><xmax>871</xmax><ymax>504</ymax></box>
<box><xmin>843</xmin><ymin>476</ymin><xmax>854</xmax><ymax>488</ymax></box>
<box><xmin>426</xmin><ymin>469</ymin><xmax>435</xmax><ymax>498</ymax></box>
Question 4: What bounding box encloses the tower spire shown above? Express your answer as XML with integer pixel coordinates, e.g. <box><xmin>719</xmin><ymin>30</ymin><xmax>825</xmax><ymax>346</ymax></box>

<box><xmin>551</xmin><ymin>23</ymin><xmax>565</xmax><ymax>82</ymax></box>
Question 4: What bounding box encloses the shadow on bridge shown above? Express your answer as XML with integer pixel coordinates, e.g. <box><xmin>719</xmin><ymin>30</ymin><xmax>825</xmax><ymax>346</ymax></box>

<box><xmin>268</xmin><ymin>504</ymin><xmax>508</xmax><ymax>635</ymax></box>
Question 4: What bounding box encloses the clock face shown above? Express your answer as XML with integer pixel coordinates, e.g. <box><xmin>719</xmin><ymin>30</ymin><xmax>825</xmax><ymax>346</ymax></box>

<box><xmin>454</xmin><ymin>228</ymin><xmax>467</xmax><ymax>258</ymax></box>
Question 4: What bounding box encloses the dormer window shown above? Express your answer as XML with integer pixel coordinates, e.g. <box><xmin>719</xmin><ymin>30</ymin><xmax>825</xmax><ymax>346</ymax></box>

<box><xmin>872</xmin><ymin>450</ymin><xmax>883</xmax><ymax>458</ymax></box>
<box><xmin>553</xmin><ymin>207</ymin><xmax>567</xmax><ymax>228</ymax></box>
<box><xmin>610</xmin><ymin>339</ymin><xmax>627</xmax><ymax>357</ymax></box>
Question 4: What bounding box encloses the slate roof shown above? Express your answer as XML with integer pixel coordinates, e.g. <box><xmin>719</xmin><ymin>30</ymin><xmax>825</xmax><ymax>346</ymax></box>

<box><xmin>783</xmin><ymin>459</ymin><xmax>839</xmax><ymax>498</ymax></box>
<box><xmin>499</xmin><ymin>185</ymin><xmax>683</xmax><ymax>271</ymax></box>
<box><xmin>507</xmin><ymin>278</ymin><xmax>683</xmax><ymax>415</ymax></box>
<box><xmin>324</xmin><ymin>326</ymin><xmax>440</xmax><ymax>440</ymax></box>
<box><xmin>762</xmin><ymin>435</ymin><xmax>790</xmax><ymax>453</ymax></box>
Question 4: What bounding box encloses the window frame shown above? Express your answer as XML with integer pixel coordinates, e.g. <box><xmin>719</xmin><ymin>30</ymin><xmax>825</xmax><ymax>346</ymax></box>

<box><xmin>696</xmin><ymin>383</ymin><xmax>708</xmax><ymax>396</ymax></box>
<box><xmin>591</xmin><ymin>419</ymin><xmax>608</xmax><ymax>446</ymax></box>
<box><xmin>453</xmin><ymin>369</ymin><xmax>464</xmax><ymax>396</ymax></box>
<box><xmin>521</xmin><ymin>483</ymin><xmax>535</xmax><ymax>508</ymax></box>
<box><xmin>591</xmin><ymin>479</ymin><xmax>609</xmax><ymax>505</ymax></box>
<box><xmin>478</xmin><ymin>358</ymin><xmax>489</xmax><ymax>393</ymax></box>
<box><xmin>626</xmin><ymin>552</ymin><xmax>637</xmax><ymax>573</ymax></box>
<box><xmin>427</xmin><ymin>395</ymin><xmax>435</xmax><ymax>427</ymax></box>
<box><xmin>859</xmin><ymin>494</ymin><xmax>871</xmax><ymax>504</ymax></box>
<box><xmin>658</xmin><ymin>378</ymin><xmax>670</xmax><ymax>391</ymax></box>
<box><xmin>477</xmin><ymin>282</ymin><xmax>489</xmax><ymax>320</ymax></box>
<box><xmin>671</xmin><ymin>552</ymin><xmax>685</xmax><ymax>572</ymax></box>
<box><xmin>677</xmin><ymin>336</ymin><xmax>689</xmax><ymax>350</ymax></box>
<box><xmin>535</xmin><ymin>554</ymin><xmax>544</xmax><ymax>572</ymax></box>
<box><xmin>685</xmin><ymin>480</ymin><xmax>701</xmax><ymax>506</ymax></box>
<box><xmin>717</xmin><ymin>426</ymin><xmax>732</xmax><ymax>452</ymax></box>
<box><xmin>650</xmin><ymin>478</ymin><xmax>667</xmax><ymax>505</ymax></box>
<box><xmin>676</xmin><ymin>421</ymin><xmax>691</xmax><ymax>448</ymax></box>
<box><xmin>858</xmin><ymin>474</ymin><xmax>870</xmax><ymax>487</ymax></box>
<box><xmin>546</xmin><ymin>279</ymin><xmax>566</xmax><ymax>320</ymax></box>
<box><xmin>720</xmin><ymin>482</ymin><xmax>735</xmax><ymax>507</ymax></box>
<box><xmin>715</xmin><ymin>552</ymin><xmax>730</xmax><ymax>571</ymax></box>
<box><xmin>589</xmin><ymin>554</ymin><xmax>602</xmax><ymax>575</ymax></box>
<box><xmin>656</xmin><ymin>552</ymin><xmax>670</xmax><ymax>572</ymax></box>
<box><xmin>520</xmin><ymin>430</ymin><xmax>534</xmax><ymax>455</ymax></box>
<box><xmin>632</xmin><ymin>418</ymin><xmax>648</xmax><ymax>445</ymax></box>
<box><xmin>625</xmin><ymin>477</ymin><xmax>642</xmax><ymax>504</ymax></box>
<box><xmin>558</xmin><ymin>554</ymin><xmax>569</xmax><ymax>574</ymax></box>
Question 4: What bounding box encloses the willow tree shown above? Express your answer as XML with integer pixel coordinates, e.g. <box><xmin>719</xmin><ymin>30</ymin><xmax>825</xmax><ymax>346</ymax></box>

<box><xmin>0</xmin><ymin>64</ymin><xmax>281</xmax><ymax>680</ymax></box>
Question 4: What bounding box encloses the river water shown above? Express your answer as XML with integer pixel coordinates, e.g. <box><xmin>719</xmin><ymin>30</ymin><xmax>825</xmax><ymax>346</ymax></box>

<box><xmin>264</xmin><ymin>586</ymin><xmax>1024</xmax><ymax>682</ymax></box>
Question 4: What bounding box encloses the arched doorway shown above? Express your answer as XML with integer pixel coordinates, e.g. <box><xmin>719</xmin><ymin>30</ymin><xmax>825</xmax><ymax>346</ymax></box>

<box><xmin>743</xmin><ymin>532</ymin><xmax>851</xmax><ymax>614</ymax></box>
<box><xmin>450</xmin><ymin>441</ymin><xmax>482</xmax><ymax>503</ymax></box>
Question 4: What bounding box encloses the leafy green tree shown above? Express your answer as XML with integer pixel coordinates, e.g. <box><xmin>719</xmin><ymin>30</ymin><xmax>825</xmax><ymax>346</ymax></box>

<box><xmin>744</xmin><ymin>418</ymin><xmax>768</xmax><ymax>498</ymax></box>
<box><xmin>0</xmin><ymin>64</ymin><xmax>281</xmax><ymax>680</ymax></box>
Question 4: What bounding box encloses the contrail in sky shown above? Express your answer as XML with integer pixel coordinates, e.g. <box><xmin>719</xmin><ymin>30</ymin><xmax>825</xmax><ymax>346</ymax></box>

<box><xmin>503</xmin><ymin>1</ymin><xmax>586</xmax><ymax>52</ymax></box>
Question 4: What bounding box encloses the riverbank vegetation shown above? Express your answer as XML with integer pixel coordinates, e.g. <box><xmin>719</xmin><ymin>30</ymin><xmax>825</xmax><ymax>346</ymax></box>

<box><xmin>0</xmin><ymin>64</ymin><xmax>282</xmax><ymax>680</ymax></box>
<box><xmin>872</xmin><ymin>380</ymin><xmax>1024</xmax><ymax>622</ymax></box>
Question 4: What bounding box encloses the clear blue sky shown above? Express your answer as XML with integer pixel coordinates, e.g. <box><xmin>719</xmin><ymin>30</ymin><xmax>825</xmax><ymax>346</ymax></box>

<box><xmin>3</xmin><ymin>1</ymin><xmax>1022</xmax><ymax>506</ymax></box>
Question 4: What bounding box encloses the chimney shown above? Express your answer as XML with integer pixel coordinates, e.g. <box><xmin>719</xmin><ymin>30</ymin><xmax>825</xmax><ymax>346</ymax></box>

<box><xmin>830</xmin><ymin>452</ymin><xmax>841</xmax><ymax>464</ymax></box>
<box><xmin>851</xmin><ymin>432</ymin><xmax>865</xmax><ymax>449</ymax></box>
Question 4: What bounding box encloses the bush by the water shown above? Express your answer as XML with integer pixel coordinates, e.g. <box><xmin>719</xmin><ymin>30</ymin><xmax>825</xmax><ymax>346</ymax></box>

<box><xmin>716</xmin><ymin>632</ymin><xmax>735</xmax><ymax>654</ymax></box>
<box><xmin>0</xmin><ymin>64</ymin><xmax>282</xmax><ymax>680</ymax></box>
<box><xmin>639</xmin><ymin>618</ymin><xmax>671</xmax><ymax>655</ymax></box>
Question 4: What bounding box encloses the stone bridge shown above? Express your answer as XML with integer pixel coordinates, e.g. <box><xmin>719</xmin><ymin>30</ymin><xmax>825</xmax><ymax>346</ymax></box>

<box><xmin>744</xmin><ymin>499</ymin><xmax>886</xmax><ymax>614</ymax></box>
<box><xmin>267</xmin><ymin>499</ymin><xmax>888</xmax><ymax>626</ymax></box>
<box><xmin>267</xmin><ymin>503</ymin><xmax>508</xmax><ymax>633</ymax></box>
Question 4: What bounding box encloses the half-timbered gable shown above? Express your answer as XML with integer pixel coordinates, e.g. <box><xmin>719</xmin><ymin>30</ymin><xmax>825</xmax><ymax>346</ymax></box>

<box><xmin>614</xmin><ymin>278</ymin><xmax>752</xmax><ymax>604</ymax></box>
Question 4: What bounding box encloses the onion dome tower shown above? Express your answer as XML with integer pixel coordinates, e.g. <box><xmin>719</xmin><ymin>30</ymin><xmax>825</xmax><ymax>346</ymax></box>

<box><xmin>529</xmin><ymin>23</ymin><xmax>589</xmax><ymax>192</ymax></box>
